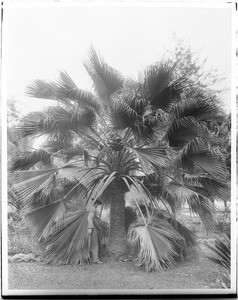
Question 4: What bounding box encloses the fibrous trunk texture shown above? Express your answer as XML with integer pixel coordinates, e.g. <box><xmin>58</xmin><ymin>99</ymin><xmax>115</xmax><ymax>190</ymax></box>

<box><xmin>108</xmin><ymin>181</ymin><xmax>129</xmax><ymax>256</ymax></box>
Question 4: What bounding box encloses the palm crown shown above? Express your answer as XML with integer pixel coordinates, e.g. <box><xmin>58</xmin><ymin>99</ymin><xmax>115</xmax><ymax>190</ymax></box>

<box><xmin>10</xmin><ymin>47</ymin><xmax>230</xmax><ymax>270</ymax></box>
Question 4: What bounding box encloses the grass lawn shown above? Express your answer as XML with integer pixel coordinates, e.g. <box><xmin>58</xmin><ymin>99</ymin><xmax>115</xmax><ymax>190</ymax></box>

<box><xmin>8</xmin><ymin>243</ymin><xmax>224</xmax><ymax>291</ymax></box>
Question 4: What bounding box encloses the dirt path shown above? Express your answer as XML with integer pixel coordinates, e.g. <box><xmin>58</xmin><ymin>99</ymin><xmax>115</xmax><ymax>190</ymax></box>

<box><xmin>8</xmin><ymin>248</ymin><xmax>223</xmax><ymax>291</ymax></box>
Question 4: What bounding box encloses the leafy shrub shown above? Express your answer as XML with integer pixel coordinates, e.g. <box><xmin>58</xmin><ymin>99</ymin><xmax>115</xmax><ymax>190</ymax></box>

<box><xmin>8</xmin><ymin>216</ymin><xmax>36</xmax><ymax>255</ymax></box>
<box><xmin>206</xmin><ymin>234</ymin><xmax>230</xmax><ymax>288</ymax></box>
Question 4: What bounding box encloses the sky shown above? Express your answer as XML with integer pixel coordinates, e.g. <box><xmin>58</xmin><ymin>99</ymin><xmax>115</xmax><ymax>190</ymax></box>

<box><xmin>4</xmin><ymin>3</ymin><xmax>233</xmax><ymax>115</ymax></box>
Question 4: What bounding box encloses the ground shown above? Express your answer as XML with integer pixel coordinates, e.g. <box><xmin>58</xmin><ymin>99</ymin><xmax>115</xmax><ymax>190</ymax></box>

<box><xmin>7</xmin><ymin>209</ymin><xmax>229</xmax><ymax>292</ymax></box>
<box><xmin>8</xmin><ymin>244</ymin><xmax>224</xmax><ymax>290</ymax></box>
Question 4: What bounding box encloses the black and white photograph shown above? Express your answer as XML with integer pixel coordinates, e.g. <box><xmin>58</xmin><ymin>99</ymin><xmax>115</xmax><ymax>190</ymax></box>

<box><xmin>1</xmin><ymin>0</ymin><xmax>237</xmax><ymax>298</ymax></box>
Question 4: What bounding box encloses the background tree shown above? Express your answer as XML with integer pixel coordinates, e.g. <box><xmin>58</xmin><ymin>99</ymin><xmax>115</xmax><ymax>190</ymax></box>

<box><xmin>10</xmin><ymin>46</ymin><xmax>230</xmax><ymax>270</ymax></box>
<box><xmin>163</xmin><ymin>36</ymin><xmax>227</xmax><ymax>97</ymax></box>
<box><xmin>8</xmin><ymin>99</ymin><xmax>23</xmax><ymax>210</ymax></box>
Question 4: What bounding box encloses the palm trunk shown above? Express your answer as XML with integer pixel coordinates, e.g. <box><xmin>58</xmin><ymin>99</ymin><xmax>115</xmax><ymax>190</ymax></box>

<box><xmin>107</xmin><ymin>181</ymin><xmax>129</xmax><ymax>256</ymax></box>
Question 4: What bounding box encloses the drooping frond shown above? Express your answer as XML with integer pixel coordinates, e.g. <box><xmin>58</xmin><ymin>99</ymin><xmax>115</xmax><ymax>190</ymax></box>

<box><xmin>166</xmin><ymin>117</ymin><xmax>208</xmax><ymax>147</ymax></box>
<box><xmin>160</xmin><ymin>189</ymin><xmax>182</xmax><ymax>213</ymax></box>
<box><xmin>183</xmin><ymin>174</ymin><xmax>230</xmax><ymax>202</ymax></box>
<box><xmin>84</xmin><ymin>46</ymin><xmax>124</xmax><ymax>98</ymax></box>
<box><xmin>10</xmin><ymin>149</ymin><xmax>52</xmax><ymax>171</ymax></box>
<box><xmin>86</xmin><ymin>171</ymin><xmax>119</xmax><ymax>201</ymax></box>
<box><xmin>167</xmin><ymin>180</ymin><xmax>209</xmax><ymax>202</ymax></box>
<box><xmin>201</xmin><ymin>177</ymin><xmax>230</xmax><ymax>202</ymax></box>
<box><xmin>173</xmin><ymin>94</ymin><xmax>224</xmax><ymax>122</ymax></box>
<box><xmin>127</xmin><ymin>215</ymin><xmax>185</xmax><ymax>271</ymax></box>
<box><xmin>166</xmin><ymin>217</ymin><xmax>198</xmax><ymax>254</ymax></box>
<box><xmin>206</xmin><ymin>235</ymin><xmax>230</xmax><ymax>270</ymax></box>
<box><xmin>167</xmin><ymin>180</ymin><xmax>216</xmax><ymax>229</ymax></box>
<box><xmin>188</xmin><ymin>196</ymin><xmax>217</xmax><ymax>230</ymax></box>
<box><xmin>44</xmin><ymin>209</ymin><xmax>90</xmax><ymax>264</ymax></box>
<box><xmin>180</xmin><ymin>138</ymin><xmax>228</xmax><ymax>180</ymax></box>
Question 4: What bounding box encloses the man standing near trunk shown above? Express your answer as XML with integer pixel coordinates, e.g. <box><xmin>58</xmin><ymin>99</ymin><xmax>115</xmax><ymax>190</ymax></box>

<box><xmin>87</xmin><ymin>199</ymin><xmax>103</xmax><ymax>264</ymax></box>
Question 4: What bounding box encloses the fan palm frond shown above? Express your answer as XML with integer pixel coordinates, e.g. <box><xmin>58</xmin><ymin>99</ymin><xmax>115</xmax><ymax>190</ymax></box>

<box><xmin>167</xmin><ymin>180</ymin><xmax>216</xmax><ymax>229</ymax></box>
<box><xmin>166</xmin><ymin>217</ymin><xmax>198</xmax><ymax>254</ymax></box>
<box><xmin>161</xmin><ymin>189</ymin><xmax>182</xmax><ymax>213</ymax></box>
<box><xmin>141</xmin><ymin>63</ymin><xmax>187</xmax><ymax>111</ymax></box>
<box><xmin>26</xmin><ymin>72</ymin><xmax>100</xmax><ymax>112</ymax></box>
<box><xmin>201</xmin><ymin>177</ymin><xmax>230</xmax><ymax>202</ymax></box>
<box><xmin>55</xmin><ymin>71</ymin><xmax>100</xmax><ymax>111</ymax></box>
<box><xmin>173</xmin><ymin>94</ymin><xmax>224</xmax><ymax>122</ymax></box>
<box><xmin>167</xmin><ymin>180</ymin><xmax>209</xmax><ymax>201</ymax></box>
<box><xmin>44</xmin><ymin>209</ymin><xmax>90</xmax><ymax>264</ymax></box>
<box><xmin>166</xmin><ymin>117</ymin><xmax>208</xmax><ymax>147</ymax></box>
<box><xmin>10</xmin><ymin>149</ymin><xmax>52</xmax><ymax>171</ymax></box>
<box><xmin>108</xmin><ymin>99</ymin><xmax>138</xmax><ymax>130</ymax></box>
<box><xmin>18</xmin><ymin>106</ymin><xmax>97</xmax><ymax>141</ymax></box>
<box><xmin>127</xmin><ymin>215</ymin><xmax>185</xmax><ymax>271</ymax></box>
<box><xmin>17</xmin><ymin>111</ymin><xmax>48</xmax><ymax>138</ymax></box>
<box><xmin>12</xmin><ymin>164</ymin><xmax>79</xmax><ymax>203</ymax></box>
<box><xmin>126</xmin><ymin>94</ymin><xmax>148</xmax><ymax>117</ymax></box>
<box><xmin>12</xmin><ymin>169</ymin><xmax>58</xmax><ymax>205</ymax></box>
<box><xmin>183</xmin><ymin>174</ymin><xmax>230</xmax><ymax>202</ymax></box>
<box><xmin>132</xmin><ymin>116</ymin><xmax>159</xmax><ymax>143</ymax></box>
<box><xmin>12</xmin><ymin>168</ymin><xmax>58</xmax><ymax>184</ymax></box>
<box><xmin>26</xmin><ymin>80</ymin><xmax>59</xmax><ymax>101</ymax></box>
<box><xmin>188</xmin><ymin>196</ymin><xmax>217</xmax><ymax>229</ymax></box>
<box><xmin>57</xmin><ymin>177</ymin><xmax>85</xmax><ymax>200</ymax></box>
<box><xmin>130</xmin><ymin>146</ymin><xmax>168</xmax><ymax>173</ymax></box>
<box><xmin>26</xmin><ymin>186</ymin><xmax>56</xmax><ymax>211</ymax></box>
<box><xmin>26</xmin><ymin>199</ymin><xmax>67</xmax><ymax>242</ymax></box>
<box><xmin>47</xmin><ymin>106</ymin><xmax>97</xmax><ymax>131</ymax></box>
<box><xmin>84</xmin><ymin>46</ymin><xmax>124</xmax><ymax>99</ymax></box>
<box><xmin>180</xmin><ymin>138</ymin><xmax>229</xmax><ymax>180</ymax></box>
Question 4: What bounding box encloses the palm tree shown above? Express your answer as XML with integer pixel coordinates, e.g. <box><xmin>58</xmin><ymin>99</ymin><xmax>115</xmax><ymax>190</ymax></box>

<box><xmin>10</xmin><ymin>46</ymin><xmax>230</xmax><ymax>269</ymax></box>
